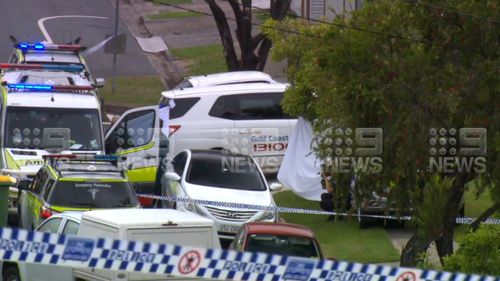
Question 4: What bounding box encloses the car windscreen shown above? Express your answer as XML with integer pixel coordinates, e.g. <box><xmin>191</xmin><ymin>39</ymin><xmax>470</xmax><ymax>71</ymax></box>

<box><xmin>5</xmin><ymin>107</ymin><xmax>102</xmax><ymax>151</ymax></box>
<box><xmin>186</xmin><ymin>153</ymin><xmax>267</xmax><ymax>191</ymax></box>
<box><xmin>47</xmin><ymin>181</ymin><xmax>137</xmax><ymax>208</ymax></box>
<box><xmin>246</xmin><ymin>234</ymin><xmax>321</xmax><ymax>259</ymax></box>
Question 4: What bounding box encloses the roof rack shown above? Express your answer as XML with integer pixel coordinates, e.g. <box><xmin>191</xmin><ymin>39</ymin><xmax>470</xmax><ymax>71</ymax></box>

<box><xmin>0</xmin><ymin>63</ymin><xmax>84</xmax><ymax>72</ymax></box>
<box><xmin>5</xmin><ymin>83</ymin><xmax>95</xmax><ymax>93</ymax></box>
<box><xmin>16</xmin><ymin>42</ymin><xmax>86</xmax><ymax>52</ymax></box>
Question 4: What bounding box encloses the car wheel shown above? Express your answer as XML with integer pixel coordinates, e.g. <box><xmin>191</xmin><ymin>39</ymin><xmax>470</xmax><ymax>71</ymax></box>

<box><xmin>3</xmin><ymin>266</ymin><xmax>21</xmax><ymax>281</ymax></box>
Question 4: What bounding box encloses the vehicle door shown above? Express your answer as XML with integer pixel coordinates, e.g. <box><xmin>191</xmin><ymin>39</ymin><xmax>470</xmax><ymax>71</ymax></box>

<box><xmin>233</xmin><ymin>92</ymin><xmax>294</xmax><ymax>173</ymax></box>
<box><xmin>104</xmin><ymin>106</ymin><xmax>160</xmax><ymax>203</ymax></box>
<box><xmin>20</xmin><ymin>169</ymin><xmax>48</xmax><ymax>230</ymax></box>
<box><xmin>20</xmin><ymin>217</ymin><xmax>74</xmax><ymax>281</ymax></box>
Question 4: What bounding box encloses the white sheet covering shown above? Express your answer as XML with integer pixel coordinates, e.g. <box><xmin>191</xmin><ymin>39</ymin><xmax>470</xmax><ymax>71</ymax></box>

<box><xmin>277</xmin><ymin>117</ymin><xmax>323</xmax><ymax>201</ymax></box>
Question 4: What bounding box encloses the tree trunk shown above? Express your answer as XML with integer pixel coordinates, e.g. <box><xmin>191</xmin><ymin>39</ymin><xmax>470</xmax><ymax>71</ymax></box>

<box><xmin>435</xmin><ymin>174</ymin><xmax>468</xmax><ymax>265</ymax></box>
<box><xmin>206</xmin><ymin>0</ymin><xmax>291</xmax><ymax>71</ymax></box>
<box><xmin>205</xmin><ymin>0</ymin><xmax>239</xmax><ymax>71</ymax></box>
<box><xmin>469</xmin><ymin>202</ymin><xmax>500</xmax><ymax>232</ymax></box>
<box><xmin>400</xmin><ymin>232</ymin><xmax>433</xmax><ymax>266</ymax></box>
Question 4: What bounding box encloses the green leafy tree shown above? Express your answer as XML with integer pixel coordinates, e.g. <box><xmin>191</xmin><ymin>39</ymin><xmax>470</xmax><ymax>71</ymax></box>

<box><xmin>444</xmin><ymin>225</ymin><xmax>500</xmax><ymax>275</ymax></box>
<box><xmin>265</xmin><ymin>0</ymin><xmax>499</xmax><ymax>266</ymax></box>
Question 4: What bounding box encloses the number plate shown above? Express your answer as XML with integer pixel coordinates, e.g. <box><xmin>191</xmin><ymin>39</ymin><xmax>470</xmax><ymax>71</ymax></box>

<box><xmin>218</xmin><ymin>224</ymin><xmax>240</xmax><ymax>233</ymax></box>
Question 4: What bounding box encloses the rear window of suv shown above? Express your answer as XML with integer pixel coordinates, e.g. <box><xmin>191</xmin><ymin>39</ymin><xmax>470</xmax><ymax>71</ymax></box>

<box><xmin>46</xmin><ymin>181</ymin><xmax>137</xmax><ymax>208</ymax></box>
<box><xmin>170</xmin><ymin>97</ymin><xmax>200</xmax><ymax>119</ymax></box>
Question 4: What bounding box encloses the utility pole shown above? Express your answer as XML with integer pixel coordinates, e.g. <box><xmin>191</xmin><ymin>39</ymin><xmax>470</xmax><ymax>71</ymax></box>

<box><xmin>112</xmin><ymin>0</ymin><xmax>120</xmax><ymax>93</ymax></box>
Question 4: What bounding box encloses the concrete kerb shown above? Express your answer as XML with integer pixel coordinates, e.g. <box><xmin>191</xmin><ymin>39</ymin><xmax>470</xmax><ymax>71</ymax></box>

<box><xmin>113</xmin><ymin>0</ymin><xmax>183</xmax><ymax>88</ymax></box>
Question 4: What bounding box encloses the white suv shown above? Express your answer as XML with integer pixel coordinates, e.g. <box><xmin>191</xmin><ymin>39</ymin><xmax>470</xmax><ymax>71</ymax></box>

<box><xmin>174</xmin><ymin>70</ymin><xmax>279</xmax><ymax>89</ymax></box>
<box><xmin>163</xmin><ymin>82</ymin><xmax>296</xmax><ymax>174</ymax></box>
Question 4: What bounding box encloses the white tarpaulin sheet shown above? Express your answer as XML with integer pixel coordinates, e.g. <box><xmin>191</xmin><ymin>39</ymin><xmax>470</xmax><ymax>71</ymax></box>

<box><xmin>135</xmin><ymin>36</ymin><xmax>168</xmax><ymax>53</ymax></box>
<box><xmin>278</xmin><ymin>117</ymin><xmax>322</xmax><ymax>201</ymax></box>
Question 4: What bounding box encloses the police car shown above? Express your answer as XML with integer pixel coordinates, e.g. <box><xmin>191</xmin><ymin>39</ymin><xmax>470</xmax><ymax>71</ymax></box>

<box><xmin>7</xmin><ymin>40</ymin><xmax>104</xmax><ymax>87</ymax></box>
<box><xmin>18</xmin><ymin>154</ymin><xmax>139</xmax><ymax>230</ymax></box>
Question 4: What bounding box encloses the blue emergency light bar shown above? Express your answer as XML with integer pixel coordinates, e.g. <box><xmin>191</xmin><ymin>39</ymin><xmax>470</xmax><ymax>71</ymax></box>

<box><xmin>6</xmin><ymin>83</ymin><xmax>95</xmax><ymax>92</ymax></box>
<box><xmin>7</xmin><ymin>84</ymin><xmax>52</xmax><ymax>91</ymax></box>
<box><xmin>16</xmin><ymin>42</ymin><xmax>85</xmax><ymax>52</ymax></box>
<box><xmin>93</xmin><ymin>155</ymin><xmax>119</xmax><ymax>161</ymax></box>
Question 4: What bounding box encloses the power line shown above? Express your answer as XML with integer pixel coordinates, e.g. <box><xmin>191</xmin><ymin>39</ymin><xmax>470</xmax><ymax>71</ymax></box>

<box><xmin>157</xmin><ymin>0</ymin><xmax>495</xmax><ymax>54</ymax></box>
<box><xmin>247</xmin><ymin>4</ymin><xmax>426</xmax><ymax>45</ymax></box>
<box><xmin>410</xmin><ymin>0</ymin><xmax>500</xmax><ymax>24</ymax></box>
<box><xmin>154</xmin><ymin>2</ymin><xmax>323</xmax><ymax>39</ymax></box>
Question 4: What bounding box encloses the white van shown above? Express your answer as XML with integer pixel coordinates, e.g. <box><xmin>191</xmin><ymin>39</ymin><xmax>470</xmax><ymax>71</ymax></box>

<box><xmin>0</xmin><ymin>209</ymin><xmax>220</xmax><ymax>281</ymax></box>
<box><xmin>74</xmin><ymin>208</ymin><xmax>221</xmax><ymax>281</ymax></box>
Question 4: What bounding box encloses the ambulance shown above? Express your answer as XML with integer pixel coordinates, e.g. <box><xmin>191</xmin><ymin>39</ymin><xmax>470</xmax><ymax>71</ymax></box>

<box><xmin>0</xmin><ymin>74</ymin><xmax>105</xmax><ymax>206</ymax></box>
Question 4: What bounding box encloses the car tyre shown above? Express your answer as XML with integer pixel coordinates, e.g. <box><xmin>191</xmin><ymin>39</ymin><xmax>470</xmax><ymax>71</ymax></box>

<box><xmin>3</xmin><ymin>266</ymin><xmax>21</xmax><ymax>281</ymax></box>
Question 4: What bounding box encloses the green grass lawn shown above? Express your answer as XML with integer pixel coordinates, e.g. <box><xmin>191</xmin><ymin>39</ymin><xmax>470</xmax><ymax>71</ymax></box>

<box><xmin>170</xmin><ymin>44</ymin><xmax>227</xmax><ymax>76</ymax></box>
<box><xmin>99</xmin><ymin>76</ymin><xmax>165</xmax><ymax>107</ymax></box>
<box><xmin>148</xmin><ymin>11</ymin><xmax>202</xmax><ymax>20</ymax></box>
<box><xmin>255</xmin><ymin>10</ymin><xmax>270</xmax><ymax>21</ymax></box>
<box><xmin>464</xmin><ymin>187</ymin><xmax>496</xmax><ymax>218</ymax></box>
<box><xmin>273</xmin><ymin>191</ymin><xmax>400</xmax><ymax>263</ymax></box>
<box><xmin>148</xmin><ymin>0</ymin><xmax>192</xmax><ymax>5</ymax></box>
<box><xmin>456</xmin><ymin>187</ymin><xmax>498</xmax><ymax>236</ymax></box>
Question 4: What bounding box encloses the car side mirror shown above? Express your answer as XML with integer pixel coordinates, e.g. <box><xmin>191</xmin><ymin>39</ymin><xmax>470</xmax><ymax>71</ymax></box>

<box><xmin>165</xmin><ymin>172</ymin><xmax>181</xmax><ymax>182</ymax></box>
<box><xmin>95</xmin><ymin>78</ymin><xmax>105</xmax><ymax>88</ymax></box>
<box><xmin>17</xmin><ymin>178</ymin><xmax>32</xmax><ymax>191</ymax></box>
<box><xmin>269</xmin><ymin>183</ymin><xmax>283</xmax><ymax>191</ymax></box>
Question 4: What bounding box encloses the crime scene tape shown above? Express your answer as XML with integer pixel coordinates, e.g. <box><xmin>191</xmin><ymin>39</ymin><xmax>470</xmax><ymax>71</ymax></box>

<box><xmin>0</xmin><ymin>226</ymin><xmax>499</xmax><ymax>281</ymax></box>
<box><xmin>137</xmin><ymin>194</ymin><xmax>500</xmax><ymax>225</ymax></box>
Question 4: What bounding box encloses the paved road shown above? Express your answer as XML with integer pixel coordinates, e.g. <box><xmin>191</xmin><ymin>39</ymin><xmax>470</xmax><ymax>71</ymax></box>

<box><xmin>0</xmin><ymin>0</ymin><xmax>155</xmax><ymax>78</ymax></box>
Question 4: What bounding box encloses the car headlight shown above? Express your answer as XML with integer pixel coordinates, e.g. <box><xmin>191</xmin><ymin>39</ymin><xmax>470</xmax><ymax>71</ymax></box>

<box><xmin>260</xmin><ymin>210</ymin><xmax>276</xmax><ymax>221</ymax></box>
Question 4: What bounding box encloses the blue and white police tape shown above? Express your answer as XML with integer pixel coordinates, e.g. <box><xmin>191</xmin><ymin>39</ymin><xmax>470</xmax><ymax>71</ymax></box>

<box><xmin>137</xmin><ymin>194</ymin><xmax>500</xmax><ymax>225</ymax></box>
<box><xmin>0</xmin><ymin>227</ymin><xmax>499</xmax><ymax>281</ymax></box>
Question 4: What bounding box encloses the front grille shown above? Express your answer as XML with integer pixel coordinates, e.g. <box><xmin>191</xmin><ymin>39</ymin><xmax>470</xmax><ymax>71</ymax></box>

<box><xmin>204</xmin><ymin>206</ymin><xmax>257</xmax><ymax>222</ymax></box>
